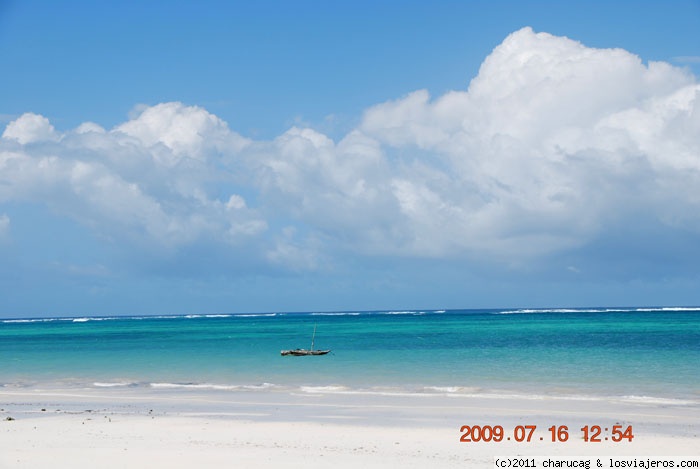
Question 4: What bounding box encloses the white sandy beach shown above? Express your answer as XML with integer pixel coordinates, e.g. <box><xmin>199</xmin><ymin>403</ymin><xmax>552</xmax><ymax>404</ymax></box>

<box><xmin>1</xmin><ymin>387</ymin><xmax>698</xmax><ymax>469</ymax></box>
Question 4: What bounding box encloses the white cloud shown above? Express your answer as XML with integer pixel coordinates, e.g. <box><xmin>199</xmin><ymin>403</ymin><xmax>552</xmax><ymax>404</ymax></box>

<box><xmin>1</xmin><ymin>28</ymin><xmax>698</xmax><ymax>274</ymax></box>
<box><xmin>2</xmin><ymin>112</ymin><xmax>60</xmax><ymax>144</ymax></box>
<box><xmin>0</xmin><ymin>103</ymin><xmax>266</xmax><ymax>259</ymax></box>
<box><xmin>74</xmin><ymin>122</ymin><xmax>106</xmax><ymax>134</ymax></box>
<box><xmin>353</xmin><ymin>27</ymin><xmax>700</xmax><ymax>262</ymax></box>
<box><xmin>115</xmin><ymin>102</ymin><xmax>250</xmax><ymax>164</ymax></box>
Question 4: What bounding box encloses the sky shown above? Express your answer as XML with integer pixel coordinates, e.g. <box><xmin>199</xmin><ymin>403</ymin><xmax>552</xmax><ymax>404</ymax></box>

<box><xmin>1</xmin><ymin>0</ymin><xmax>699</xmax><ymax>317</ymax></box>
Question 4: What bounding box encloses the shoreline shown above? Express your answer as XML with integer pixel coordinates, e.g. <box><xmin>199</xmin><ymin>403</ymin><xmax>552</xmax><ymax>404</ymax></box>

<box><xmin>3</xmin><ymin>379</ymin><xmax>699</xmax><ymax>406</ymax></box>
<box><xmin>2</xmin><ymin>387</ymin><xmax>698</xmax><ymax>468</ymax></box>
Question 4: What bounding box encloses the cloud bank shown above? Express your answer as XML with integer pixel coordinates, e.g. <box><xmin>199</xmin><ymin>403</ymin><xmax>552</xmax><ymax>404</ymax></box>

<box><xmin>1</xmin><ymin>27</ymin><xmax>698</xmax><ymax>277</ymax></box>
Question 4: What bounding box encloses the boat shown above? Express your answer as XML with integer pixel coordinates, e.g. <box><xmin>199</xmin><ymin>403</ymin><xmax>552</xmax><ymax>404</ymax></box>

<box><xmin>281</xmin><ymin>324</ymin><xmax>330</xmax><ymax>356</ymax></box>
<box><xmin>280</xmin><ymin>349</ymin><xmax>330</xmax><ymax>356</ymax></box>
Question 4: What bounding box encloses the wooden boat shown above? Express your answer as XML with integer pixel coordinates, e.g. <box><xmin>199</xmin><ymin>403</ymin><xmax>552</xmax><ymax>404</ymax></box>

<box><xmin>281</xmin><ymin>325</ymin><xmax>330</xmax><ymax>356</ymax></box>
<box><xmin>280</xmin><ymin>349</ymin><xmax>330</xmax><ymax>356</ymax></box>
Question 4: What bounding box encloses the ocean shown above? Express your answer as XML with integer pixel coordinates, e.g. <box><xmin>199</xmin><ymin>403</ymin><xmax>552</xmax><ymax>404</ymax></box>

<box><xmin>1</xmin><ymin>308</ymin><xmax>699</xmax><ymax>404</ymax></box>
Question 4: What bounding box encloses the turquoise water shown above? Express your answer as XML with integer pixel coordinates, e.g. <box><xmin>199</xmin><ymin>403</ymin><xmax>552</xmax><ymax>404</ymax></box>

<box><xmin>1</xmin><ymin>308</ymin><xmax>699</xmax><ymax>401</ymax></box>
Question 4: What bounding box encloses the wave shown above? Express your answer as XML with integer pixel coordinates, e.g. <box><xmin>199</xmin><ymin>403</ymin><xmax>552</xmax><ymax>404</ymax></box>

<box><xmin>2</xmin><ymin>316</ymin><xmax>121</xmax><ymax>324</ymax></box>
<box><xmin>183</xmin><ymin>314</ymin><xmax>232</xmax><ymax>319</ymax></box>
<box><xmin>299</xmin><ymin>385</ymin><xmax>350</xmax><ymax>393</ymax></box>
<box><xmin>618</xmin><ymin>395</ymin><xmax>698</xmax><ymax>406</ymax></box>
<box><xmin>305</xmin><ymin>388</ymin><xmax>699</xmax><ymax>406</ymax></box>
<box><xmin>420</xmin><ymin>385</ymin><xmax>481</xmax><ymax>394</ymax></box>
<box><xmin>9</xmin><ymin>380</ymin><xmax>693</xmax><ymax>407</ymax></box>
<box><xmin>2</xmin><ymin>318</ymin><xmax>53</xmax><ymax>324</ymax></box>
<box><xmin>4</xmin><ymin>306</ymin><xmax>698</xmax><ymax>325</ymax></box>
<box><xmin>232</xmin><ymin>313</ymin><xmax>278</xmax><ymax>318</ymax></box>
<box><xmin>93</xmin><ymin>381</ymin><xmax>139</xmax><ymax>388</ymax></box>
<box><xmin>311</xmin><ymin>310</ymin><xmax>446</xmax><ymax>317</ymax></box>
<box><xmin>310</xmin><ymin>312</ymin><xmax>361</xmax><ymax>316</ymax></box>
<box><xmin>495</xmin><ymin>307</ymin><xmax>700</xmax><ymax>315</ymax></box>
<box><xmin>1</xmin><ymin>313</ymin><xmax>260</xmax><ymax>324</ymax></box>
<box><xmin>384</xmin><ymin>311</ymin><xmax>426</xmax><ymax>315</ymax></box>
<box><xmin>498</xmin><ymin>309</ymin><xmax>593</xmax><ymax>314</ymax></box>
<box><xmin>149</xmin><ymin>382</ymin><xmax>278</xmax><ymax>391</ymax></box>
<box><xmin>292</xmin><ymin>387</ymin><xmax>603</xmax><ymax>401</ymax></box>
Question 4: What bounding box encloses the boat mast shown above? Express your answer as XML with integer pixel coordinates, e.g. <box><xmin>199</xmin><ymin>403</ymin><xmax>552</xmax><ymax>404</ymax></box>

<box><xmin>311</xmin><ymin>324</ymin><xmax>317</xmax><ymax>351</ymax></box>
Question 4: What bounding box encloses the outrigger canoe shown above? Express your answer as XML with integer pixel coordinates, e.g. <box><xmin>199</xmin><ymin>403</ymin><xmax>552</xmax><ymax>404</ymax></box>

<box><xmin>280</xmin><ymin>348</ymin><xmax>330</xmax><ymax>356</ymax></box>
<box><xmin>280</xmin><ymin>324</ymin><xmax>330</xmax><ymax>356</ymax></box>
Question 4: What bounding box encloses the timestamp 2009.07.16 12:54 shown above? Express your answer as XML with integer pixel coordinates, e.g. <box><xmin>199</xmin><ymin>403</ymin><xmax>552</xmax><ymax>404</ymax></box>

<box><xmin>459</xmin><ymin>424</ymin><xmax>634</xmax><ymax>443</ymax></box>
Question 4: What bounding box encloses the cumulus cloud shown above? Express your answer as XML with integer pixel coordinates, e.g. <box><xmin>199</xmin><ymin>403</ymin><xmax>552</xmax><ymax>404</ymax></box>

<box><xmin>358</xmin><ymin>27</ymin><xmax>699</xmax><ymax>262</ymax></box>
<box><xmin>1</xmin><ymin>27</ymin><xmax>698</xmax><ymax>275</ymax></box>
<box><xmin>2</xmin><ymin>112</ymin><xmax>59</xmax><ymax>144</ymax></box>
<box><xmin>0</xmin><ymin>103</ymin><xmax>266</xmax><ymax>263</ymax></box>
<box><xmin>115</xmin><ymin>102</ymin><xmax>250</xmax><ymax>164</ymax></box>
<box><xmin>74</xmin><ymin>122</ymin><xmax>106</xmax><ymax>134</ymax></box>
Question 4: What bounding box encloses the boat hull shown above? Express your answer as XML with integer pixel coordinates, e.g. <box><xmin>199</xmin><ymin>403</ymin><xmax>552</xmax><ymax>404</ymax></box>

<box><xmin>280</xmin><ymin>349</ymin><xmax>330</xmax><ymax>356</ymax></box>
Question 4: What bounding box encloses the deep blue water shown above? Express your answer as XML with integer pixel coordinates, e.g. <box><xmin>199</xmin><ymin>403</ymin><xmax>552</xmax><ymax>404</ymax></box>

<box><xmin>1</xmin><ymin>308</ymin><xmax>699</xmax><ymax>401</ymax></box>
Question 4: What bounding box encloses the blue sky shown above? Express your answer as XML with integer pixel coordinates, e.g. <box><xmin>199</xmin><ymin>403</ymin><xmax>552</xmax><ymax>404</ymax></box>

<box><xmin>1</xmin><ymin>1</ymin><xmax>699</xmax><ymax>317</ymax></box>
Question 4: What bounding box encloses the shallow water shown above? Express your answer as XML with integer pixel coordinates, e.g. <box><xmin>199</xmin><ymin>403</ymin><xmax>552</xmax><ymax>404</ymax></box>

<box><xmin>1</xmin><ymin>308</ymin><xmax>699</xmax><ymax>403</ymax></box>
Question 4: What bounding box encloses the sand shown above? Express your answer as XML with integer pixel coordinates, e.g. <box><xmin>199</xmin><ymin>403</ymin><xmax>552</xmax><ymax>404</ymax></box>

<box><xmin>1</xmin><ymin>387</ymin><xmax>698</xmax><ymax>468</ymax></box>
